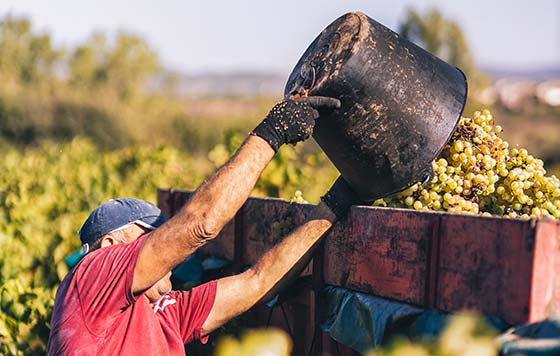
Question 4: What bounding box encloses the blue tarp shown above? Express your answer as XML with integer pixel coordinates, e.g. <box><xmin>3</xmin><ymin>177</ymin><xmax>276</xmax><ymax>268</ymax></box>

<box><xmin>172</xmin><ymin>254</ymin><xmax>230</xmax><ymax>283</ymax></box>
<box><xmin>320</xmin><ymin>285</ymin><xmax>423</xmax><ymax>354</ymax></box>
<box><xmin>320</xmin><ymin>285</ymin><xmax>560</xmax><ymax>356</ymax></box>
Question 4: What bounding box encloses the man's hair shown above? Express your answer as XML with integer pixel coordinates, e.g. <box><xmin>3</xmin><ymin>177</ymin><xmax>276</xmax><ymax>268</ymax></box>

<box><xmin>88</xmin><ymin>238</ymin><xmax>103</xmax><ymax>252</ymax></box>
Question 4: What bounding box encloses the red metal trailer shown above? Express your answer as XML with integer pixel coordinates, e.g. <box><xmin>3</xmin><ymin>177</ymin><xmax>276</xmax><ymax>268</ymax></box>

<box><xmin>158</xmin><ymin>189</ymin><xmax>560</xmax><ymax>355</ymax></box>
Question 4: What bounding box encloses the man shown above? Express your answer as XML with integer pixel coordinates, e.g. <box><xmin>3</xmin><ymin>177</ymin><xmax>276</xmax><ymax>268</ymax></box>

<box><xmin>48</xmin><ymin>96</ymin><xmax>362</xmax><ymax>355</ymax></box>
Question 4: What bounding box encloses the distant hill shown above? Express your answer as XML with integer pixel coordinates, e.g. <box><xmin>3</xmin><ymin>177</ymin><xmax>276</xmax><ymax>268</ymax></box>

<box><xmin>158</xmin><ymin>66</ymin><xmax>560</xmax><ymax>97</ymax></box>
<box><xmin>483</xmin><ymin>66</ymin><xmax>560</xmax><ymax>81</ymax></box>
<box><xmin>173</xmin><ymin>72</ymin><xmax>285</xmax><ymax>97</ymax></box>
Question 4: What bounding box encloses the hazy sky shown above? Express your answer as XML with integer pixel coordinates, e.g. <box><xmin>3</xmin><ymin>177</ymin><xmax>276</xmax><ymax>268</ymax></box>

<box><xmin>2</xmin><ymin>0</ymin><xmax>559</xmax><ymax>75</ymax></box>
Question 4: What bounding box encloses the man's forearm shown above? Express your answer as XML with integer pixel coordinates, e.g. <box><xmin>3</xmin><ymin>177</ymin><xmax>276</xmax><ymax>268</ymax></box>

<box><xmin>201</xmin><ymin>202</ymin><xmax>336</xmax><ymax>333</ymax></box>
<box><xmin>249</xmin><ymin>202</ymin><xmax>336</xmax><ymax>300</ymax></box>
<box><xmin>169</xmin><ymin>134</ymin><xmax>275</xmax><ymax>248</ymax></box>
<box><xmin>133</xmin><ymin>135</ymin><xmax>274</xmax><ymax>293</ymax></box>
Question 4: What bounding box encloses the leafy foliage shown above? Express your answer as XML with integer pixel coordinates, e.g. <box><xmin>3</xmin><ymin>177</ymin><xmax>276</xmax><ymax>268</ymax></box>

<box><xmin>0</xmin><ymin>16</ymin><xmax>62</xmax><ymax>84</ymax></box>
<box><xmin>208</xmin><ymin>130</ymin><xmax>338</xmax><ymax>202</ymax></box>
<box><xmin>0</xmin><ymin>11</ymin><xmax>558</xmax><ymax>356</ymax></box>
<box><xmin>0</xmin><ymin>138</ymin><xmax>203</xmax><ymax>354</ymax></box>
<box><xmin>398</xmin><ymin>8</ymin><xmax>489</xmax><ymax>112</ymax></box>
<box><xmin>0</xmin><ymin>135</ymin><xmax>335</xmax><ymax>354</ymax></box>
<box><xmin>213</xmin><ymin>314</ymin><xmax>497</xmax><ymax>356</ymax></box>
<box><xmin>0</xmin><ymin>14</ymin><xmax>255</xmax><ymax>153</ymax></box>
<box><xmin>68</xmin><ymin>32</ymin><xmax>159</xmax><ymax>100</ymax></box>
<box><xmin>367</xmin><ymin>313</ymin><xmax>497</xmax><ymax>356</ymax></box>
<box><xmin>215</xmin><ymin>328</ymin><xmax>292</xmax><ymax>356</ymax></box>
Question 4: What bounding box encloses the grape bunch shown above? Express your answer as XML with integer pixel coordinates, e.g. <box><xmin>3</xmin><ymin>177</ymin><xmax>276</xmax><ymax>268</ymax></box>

<box><xmin>376</xmin><ymin>110</ymin><xmax>560</xmax><ymax>219</ymax></box>
<box><xmin>290</xmin><ymin>190</ymin><xmax>309</xmax><ymax>204</ymax></box>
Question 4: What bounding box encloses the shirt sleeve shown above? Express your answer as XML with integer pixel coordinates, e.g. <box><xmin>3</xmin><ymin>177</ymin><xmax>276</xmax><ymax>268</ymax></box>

<box><xmin>73</xmin><ymin>234</ymin><xmax>149</xmax><ymax>335</ymax></box>
<box><xmin>171</xmin><ymin>280</ymin><xmax>217</xmax><ymax>344</ymax></box>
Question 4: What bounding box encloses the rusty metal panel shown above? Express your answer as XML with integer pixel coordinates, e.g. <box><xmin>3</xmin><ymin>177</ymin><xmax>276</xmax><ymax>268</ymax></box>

<box><xmin>437</xmin><ymin>215</ymin><xmax>535</xmax><ymax>325</ymax></box>
<box><xmin>240</xmin><ymin>197</ymin><xmax>315</xmax><ymax>275</ymax></box>
<box><xmin>530</xmin><ymin>218</ymin><xmax>560</xmax><ymax>322</ymax></box>
<box><xmin>172</xmin><ymin>190</ymin><xmax>192</xmax><ymax>213</ymax></box>
<box><xmin>324</xmin><ymin>206</ymin><xmax>439</xmax><ymax>306</ymax></box>
<box><xmin>156</xmin><ymin>189</ymin><xmax>174</xmax><ymax>218</ymax></box>
<box><xmin>158</xmin><ymin>188</ymin><xmax>560</xmax><ymax>334</ymax></box>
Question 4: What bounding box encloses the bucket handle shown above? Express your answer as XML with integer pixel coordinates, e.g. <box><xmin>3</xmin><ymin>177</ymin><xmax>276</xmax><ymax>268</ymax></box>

<box><xmin>419</xmin><ymin>165</ymin><xmax>435</xmax><ymax>186</ymax></box>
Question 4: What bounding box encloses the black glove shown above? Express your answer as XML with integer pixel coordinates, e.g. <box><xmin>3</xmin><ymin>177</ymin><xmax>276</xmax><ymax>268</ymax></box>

<box><xmin>321</xmin><ymin>176</ymin><xmax>364</xmax><ymax>221</ymax></box>
<box><xmin>252</xmin><ymin>96</ymin><xmax>341</xmax><ymax>152</ymax></box>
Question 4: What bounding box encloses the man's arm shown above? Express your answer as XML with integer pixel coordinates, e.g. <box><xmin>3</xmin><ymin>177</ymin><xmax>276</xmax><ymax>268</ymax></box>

<box><xmin>133</xmin><ymin>135</ymin><xmax>275</xmax><ymax>293</ymax></box>
<box><xmin>132</xmin><ymin>96</ymin><xmax>340</xmax><ymax>294</ymax></box>
<box><xmin>199</xmin><ymin>176</ymin><xmax>363</xmax><ymax>335</ymax></box>
<box><xmin>200</xmin><ymin>202</ymin><xmax>336</xmax><ymax>334</ymax></box>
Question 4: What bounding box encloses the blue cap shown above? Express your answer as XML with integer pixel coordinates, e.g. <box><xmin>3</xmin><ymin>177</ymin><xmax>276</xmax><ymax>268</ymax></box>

<box><xmin>79</xmin><ymin>198</ymin><xmax>167</xmax><ymax>246</ymax></box>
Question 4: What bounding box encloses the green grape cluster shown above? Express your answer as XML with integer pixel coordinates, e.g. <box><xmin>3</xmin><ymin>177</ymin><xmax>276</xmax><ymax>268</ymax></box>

<box><xmin>289</xmin><ymin>190</ymin><xmax>308</xmax><ymax>204</ymax></box>
<box><xmin>377</xmin><ymin>110</ymin><xmax>560</xmax><ymax>219</ymax></box>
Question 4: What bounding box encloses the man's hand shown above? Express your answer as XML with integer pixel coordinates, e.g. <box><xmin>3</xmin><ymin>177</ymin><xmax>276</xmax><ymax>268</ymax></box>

<box><xmin>321</xmin><ymin>176</ymin><xmax>365</xmax><ymax>220</ymax></box>
<box><xmin>252</xmin><ymin>96</ymin><xmax>341</xmax><ymax>152</ymax></box>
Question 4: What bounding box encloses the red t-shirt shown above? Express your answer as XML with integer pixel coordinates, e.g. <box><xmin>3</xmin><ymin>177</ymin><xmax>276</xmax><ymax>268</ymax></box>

<box><xmin>48</xmin><ymin>234</ymin><xmax>217</xmax><ymax>356</ymax></box>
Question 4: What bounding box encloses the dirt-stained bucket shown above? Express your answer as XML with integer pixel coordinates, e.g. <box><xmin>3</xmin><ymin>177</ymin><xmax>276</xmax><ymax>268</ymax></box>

<box><xmin>285</xmin><ymin>12</ymin><xmax>468</xmax><ymax>201</ymax></box>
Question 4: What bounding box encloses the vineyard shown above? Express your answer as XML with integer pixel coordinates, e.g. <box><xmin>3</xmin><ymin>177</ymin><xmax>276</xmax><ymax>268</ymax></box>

<box><xmin>1</xmin><ymin>11</ymin><xmax>560</xmax><ymax>356</ymax></box>
<box><xmin>0</xmin><ymin>139</ymin><xmax>196</xmax><ymax>354</ymax></box>
<box><xmin>1</xmin><ymin>108</ymin><xmax>559</xmax><ymax>354</ymax></box>
<box><xmin>0</xmin><ymin>136</ymin><xmax>339</xmax><ymax>354</ymax></box>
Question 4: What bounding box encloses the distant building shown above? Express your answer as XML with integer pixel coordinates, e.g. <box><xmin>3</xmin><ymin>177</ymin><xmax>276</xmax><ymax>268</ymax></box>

<box><xmin>536</xmin><ymin>81</ymin><xmax>560</xmax><ymax>106</ymax></box>
<box><xmin>477</xmin><ymin>78</ymin><xmax>560</xmax><ymax>110</ymax></box>
<box><xmin>495</xmin><ymin>79</ymin><xmax>537</xmax><ymax>110</ymax></box>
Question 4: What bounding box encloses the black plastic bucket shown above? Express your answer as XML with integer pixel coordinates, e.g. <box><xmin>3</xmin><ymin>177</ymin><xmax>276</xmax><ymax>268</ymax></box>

<box><xmin>285</xmin><ymin>12</ymin><xmax>468</xmax><ymax>201</ymax></box>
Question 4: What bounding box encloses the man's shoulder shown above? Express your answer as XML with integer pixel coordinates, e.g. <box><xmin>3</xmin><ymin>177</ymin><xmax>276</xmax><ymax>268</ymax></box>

<box><xmin>63</xmin><ymin>249</ymin><xmax>106</xmax><ymax>286</ymax></box>
<box><xmin>73</xmin><ymin>236</ymin><xmax>146</xmax><ymax>273</ymax></box>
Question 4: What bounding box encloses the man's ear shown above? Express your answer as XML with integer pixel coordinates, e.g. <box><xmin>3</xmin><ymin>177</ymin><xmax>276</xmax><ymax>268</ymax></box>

<box><xmin>100</xmin><ymin>234</ymin><xmax>119</xmax><ymax>248</ymax></box>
